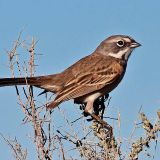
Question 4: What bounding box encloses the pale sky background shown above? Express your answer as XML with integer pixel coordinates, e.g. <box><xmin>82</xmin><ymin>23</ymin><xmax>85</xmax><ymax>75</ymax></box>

<box><xmin>0</xmin><ymin>0</ymin><xmax>160</xmax><ymax>159</ymax></box>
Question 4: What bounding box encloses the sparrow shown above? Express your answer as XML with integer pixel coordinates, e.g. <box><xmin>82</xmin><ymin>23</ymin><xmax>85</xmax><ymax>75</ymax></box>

<box><xmin>0</xmin><ymin>35</ymin><xmax>141</xmax><ymax>114</ymax></box>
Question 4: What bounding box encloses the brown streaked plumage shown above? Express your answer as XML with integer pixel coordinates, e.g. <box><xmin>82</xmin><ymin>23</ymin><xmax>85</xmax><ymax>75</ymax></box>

<box><xmin>0</xmin><ymin>35</ymin><xmax>141</xmax><ymax>114</ymax></box>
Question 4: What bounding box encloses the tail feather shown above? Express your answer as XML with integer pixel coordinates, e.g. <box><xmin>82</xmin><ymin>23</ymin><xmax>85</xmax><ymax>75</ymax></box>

<box><xmin>0</xmin><ymin>77</ymin><xmax>41</xmax><ymax>87</ymax></box>
<box><xmin>0</xmin><ymin>74</ymin><xmax>63</xmax><ymax>94</ymax></box>
<box><xmin>47</xmin><ymin>100</ymin><xmax>61</xmax><ymax>109</ymax></box>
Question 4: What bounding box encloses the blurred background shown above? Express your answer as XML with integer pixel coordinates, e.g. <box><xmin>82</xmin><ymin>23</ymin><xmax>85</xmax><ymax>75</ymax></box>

<box><xmin>0</xmin><ymin>0</ymin><xmax>159</xmax><ymax>159</ymax></box>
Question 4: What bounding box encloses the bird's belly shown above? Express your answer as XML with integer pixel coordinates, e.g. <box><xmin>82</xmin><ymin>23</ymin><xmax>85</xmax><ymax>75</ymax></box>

<box><xmin>83</xmin><ymin>92</ymin><xmax>102</xmax><ymax>103</ymax></box>
<box><xmin>74</xmin><ymin>91</ymin><xmax>103</xmax><ymax>104</ymax></box>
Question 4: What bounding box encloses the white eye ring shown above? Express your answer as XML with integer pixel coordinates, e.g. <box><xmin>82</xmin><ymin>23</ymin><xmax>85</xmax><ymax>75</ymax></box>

<box><xmin>117</xmin><ymin>40</ymin><xmax>124</xmax><ymax>47</ymax></box>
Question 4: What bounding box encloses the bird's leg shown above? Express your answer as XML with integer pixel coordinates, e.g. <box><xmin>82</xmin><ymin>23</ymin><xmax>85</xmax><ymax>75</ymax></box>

<box><xmin>78</xmin><ymin>101</ymin><xmax>110</xmax><ymax>130</ymax></box>
<box><xmin>84</xmin><ymin>97</ymin><xmax>112</xmax><ymax>130</ymax></box>
<box><xmin>84</xmin><ymin>101</ymin><xmax>94</xmax><ymax>114</ymax></box>
<box><xmin>90</xmin><ymin>113</ymin><xmax>112</xmax><ymax>130</ymax></box>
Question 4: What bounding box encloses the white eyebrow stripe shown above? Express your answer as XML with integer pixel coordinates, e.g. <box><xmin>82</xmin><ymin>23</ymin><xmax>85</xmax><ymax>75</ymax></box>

<box><xmin>108</xmin><ymin>37</ymin><xmax>131</xmax><ymax>43</ymax></box>
<box><xmin>123</xmin><ymin>38</ymin><xmax>131</xmax><ymax>42</ymax></box>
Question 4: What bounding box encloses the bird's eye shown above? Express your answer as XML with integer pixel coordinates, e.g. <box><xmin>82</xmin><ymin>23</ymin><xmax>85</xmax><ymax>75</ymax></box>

<box><xmin>117</xmin><ymin>40</ymin><xmax>124</xmax><ymax>47</ymax></box>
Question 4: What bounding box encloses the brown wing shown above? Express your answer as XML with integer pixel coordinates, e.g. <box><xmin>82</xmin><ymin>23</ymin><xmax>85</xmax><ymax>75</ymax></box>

<box><xmin>53</xmin><ymin>60</ymin><xmax>124</xmax><ymax>104</ymax></box>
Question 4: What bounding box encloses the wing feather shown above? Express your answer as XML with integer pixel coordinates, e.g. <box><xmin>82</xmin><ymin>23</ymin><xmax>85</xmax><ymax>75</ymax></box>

<box><xmin>54</xmin><ymin>66</ymin><xmax>121</xmax><ymax>103</ymax></box>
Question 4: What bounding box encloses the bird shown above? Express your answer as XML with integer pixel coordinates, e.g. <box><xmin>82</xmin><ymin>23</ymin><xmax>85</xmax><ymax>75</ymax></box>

<box><xmin>0</xmin><ymin>35</ymin><xmax>141</xmax><ymax>114</ymax></box>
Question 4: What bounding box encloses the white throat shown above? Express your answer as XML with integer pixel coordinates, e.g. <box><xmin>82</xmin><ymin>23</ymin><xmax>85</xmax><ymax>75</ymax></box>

<box><xmin>108</xmin><ymin>48</ymin><xmax>133</xmax><ymax>61</ymax></box>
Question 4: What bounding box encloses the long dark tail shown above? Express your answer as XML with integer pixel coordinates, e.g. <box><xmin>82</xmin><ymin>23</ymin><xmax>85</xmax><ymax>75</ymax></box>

<box><xmin>0</xmin><ymin>77</ymin><xmax>43</xmax><ymax>87</ymax></box>
<box><xmin>0</xmin><ymin>74</ymin><xmax>62</xmax><ymax>94</ymax></box>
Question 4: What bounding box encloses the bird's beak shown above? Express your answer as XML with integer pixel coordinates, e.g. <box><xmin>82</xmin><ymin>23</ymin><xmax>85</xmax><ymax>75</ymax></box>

<box><xmin>130</xmin><ymin>41</ymin><xmax>141</xmax><ymax>48</ymax></box>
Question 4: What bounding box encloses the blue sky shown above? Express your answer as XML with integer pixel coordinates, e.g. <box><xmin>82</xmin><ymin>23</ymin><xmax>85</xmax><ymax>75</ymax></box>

<box><xmin>0</xmin><ymin>0</ymin><xmax>160</xmax><ymax>159</ymax></box>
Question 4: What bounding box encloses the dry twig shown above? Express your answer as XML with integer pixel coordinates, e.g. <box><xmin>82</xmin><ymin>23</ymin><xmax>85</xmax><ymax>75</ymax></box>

<box><xmin>129</xmin><ymin>112</ymin><xmax>160</xmax><ymax>160</ymax></box>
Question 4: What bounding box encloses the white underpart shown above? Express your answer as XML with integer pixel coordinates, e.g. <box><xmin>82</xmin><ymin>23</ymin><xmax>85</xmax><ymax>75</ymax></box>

<box><xmin>84</xmin><ymin>92</ymin><xmax>102</xmax><ymax>113</ymax></box>
<box><xmin>84</xmin><ymin>92</ymin><xmax>102</xmax><ymax>103</ymax></box>
<box><xmin>108</xmin><ymin>48</ymin><xmax>133</xmax><ymax>61</ymax></box>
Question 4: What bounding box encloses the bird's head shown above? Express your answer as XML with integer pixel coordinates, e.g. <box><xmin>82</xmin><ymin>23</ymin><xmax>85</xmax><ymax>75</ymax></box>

<box><xmin>96</xmin><ymin>35</ymin><xmax>141</xmax><ymax>61</ymax></box>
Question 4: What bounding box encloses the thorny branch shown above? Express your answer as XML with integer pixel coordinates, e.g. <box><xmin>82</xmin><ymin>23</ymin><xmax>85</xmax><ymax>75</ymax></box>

<box><xmin>129</xmin><ymin>111</ymin><xmax>160</xmax><ymax>160</ymax></box>
<box><xmin>0</xmin><ymin>133</ymin><xmax>27</xmax><ymax>160</ymax></box>
<box><xmin>56</xmin><ymin>96</ymin><xmax>120</xmax><ymax>160</ymax></box>
<box><xmin>6</xmin><ymin>33</ymin><xmax>54</xmax><ymax>160</ymax></box>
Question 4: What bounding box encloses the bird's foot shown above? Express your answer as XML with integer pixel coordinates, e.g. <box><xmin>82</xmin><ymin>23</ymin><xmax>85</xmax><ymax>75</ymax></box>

<box><xmin>90</xmin><ymin>113</ymin><xmax>112</xmax><ymax>130</ymax></box>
